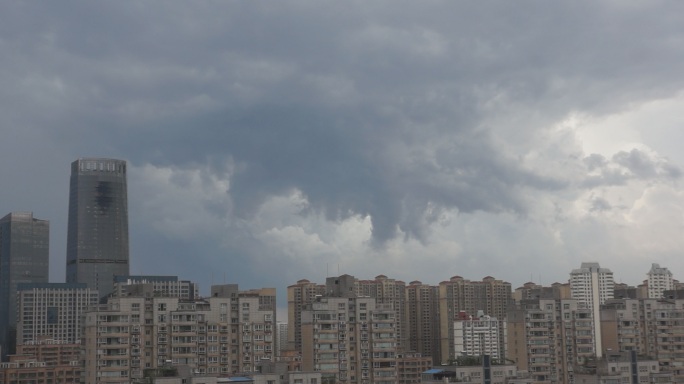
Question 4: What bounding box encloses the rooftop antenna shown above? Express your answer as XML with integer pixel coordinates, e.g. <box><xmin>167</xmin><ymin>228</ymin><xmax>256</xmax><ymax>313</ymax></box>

<box><xmin>338</xmin><ymin>264</ymin><xmax>340</xmax><ymax>276</ymax></box>
<box><xmin>326</xmin><ymin>263</ymin><xmax>329</xmax><ymax>277</ymax></box>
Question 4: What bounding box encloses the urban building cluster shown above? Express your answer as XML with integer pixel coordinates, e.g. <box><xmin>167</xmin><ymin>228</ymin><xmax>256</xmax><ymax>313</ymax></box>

<box><xmin>0</xmin><ymin>158</ymin><xmax>683</xmax><ymax>384</ymax></box>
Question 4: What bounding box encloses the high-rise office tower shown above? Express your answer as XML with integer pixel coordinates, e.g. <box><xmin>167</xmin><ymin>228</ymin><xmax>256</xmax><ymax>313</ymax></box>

<box><xmin>0</xmin><ymin>212</ymin><xmax>49</xmax><ymax>360</ymax></box>
<box><xmin>66</xmin><ymin>158</ymin><xmax>129</xmax><ymax>299</ymax></box>
<box><xmin>569</xmin><ymin>262</ymin><xmax>614</xmax><ymax>358</ymax></box>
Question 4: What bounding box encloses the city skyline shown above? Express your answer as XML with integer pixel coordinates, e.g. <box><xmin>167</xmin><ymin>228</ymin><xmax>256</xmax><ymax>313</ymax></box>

<box><xmin>2</xmin><ymin>2</ymin><xmax>684</xmax><ymax>305</ymax></box>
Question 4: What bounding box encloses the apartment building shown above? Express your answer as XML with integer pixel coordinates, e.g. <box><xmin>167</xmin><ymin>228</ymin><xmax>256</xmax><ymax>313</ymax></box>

<box><xmin>453</xmin><ymin>311</ymin><xmax>504</xmax><ymax>362</ymax></box>
<box><xmin>276</xmin><ymin>322</ymin><xmax>288</xmax><ymax>358</ymax></box>
<box><xmin>111</xmin><ymin>275</ymin><xmax>199</xmax><ymax>301</ymax></box>
<box><xmin>0</xmin><ymin>341</ymin><xmax>81</xmax><ymax>384</ymax></box>
<box><xmin>420</xmin><ymin>358</ymin><xmax>519</xmax><ymax>384</ymax></box>
<box><xmin>287</xmin><ymin>279</ymin><xmax>326</xmax><ymax>352</ymax></box>
<box><xmin>570</xmin><ymin>262</ymin><xmax>614</xmax><ymax>359</ymax></box>
<box><xmin>600</xmin><ymin>298</ymin><xmax>643</xmax><ymax>354</ymax></box>
<box><xmin>647</xmin><ymin>263</ymin><xmax>674</xmax><ymax>299</ymax></box>
<box><xmin>300</xmin><ymin>295</ymin><xmax>397</xmax><ymax>384</ymax></box>
<box><xmin>572</xmin><ymin>351</ymin><xmax>666</xmax><ymax>383</ymax></box>
<box><xmin>355</xmin><ymin>275</ymin><xmax>408</xmax><ymax>352</ymax></box>
<box><xmin>507</xmin><ymin>298</ymin><xmax>595</xmax><ymax>384</ymax></box>
<box><xmin>16</xmin><ymin>283</ymin><xmax>99</xmax><ymax>347</ymax></box>
<box><xmin>395</xmin><ymin>352</ymin><xmax>431</xmax><ymax>384</ymax></box>
<box><xmin>438</xmin><ymin>276</ymin><xmax>511</xmax><ymax>364</ymax></box>
<box><xmin>405</xmin><ymin>280</ymin><xmax>439</xmax><ymax>364</ymax></box>
<box><xmin>81</xmin><ymin>284</ymin><xmax>276</xmax><ymax>384</ymax></box>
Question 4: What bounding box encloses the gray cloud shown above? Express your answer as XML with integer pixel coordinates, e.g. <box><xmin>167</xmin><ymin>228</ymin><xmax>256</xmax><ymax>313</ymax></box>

<box><xmin>2</xmin><ymin>1</ymin><xmax>684</xmax><ymax>294</ymax></box>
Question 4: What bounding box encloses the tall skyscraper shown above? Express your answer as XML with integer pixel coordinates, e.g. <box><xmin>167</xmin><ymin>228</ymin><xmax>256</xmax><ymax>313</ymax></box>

<box><xmin>66</xmin><ymin>158</ymin><xmax>129</xmax><ymax>299</ymax></box>
<box><xmin>0</xmin><ymin>212</ymin><xmax>49</xmax><ymax>359</ymax></box>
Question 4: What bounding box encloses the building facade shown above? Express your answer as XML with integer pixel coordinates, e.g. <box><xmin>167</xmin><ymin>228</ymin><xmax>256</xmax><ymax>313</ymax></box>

<box><xmin>507</xmin><ymin>298</ymin><xmax>595</xmax><ymax>384</ymax></box>
<box><xmin>405</xmin><ymin>281</ymin><xmax>439</xmax><ymax>364</ymax></box>
<box><xmin>453</xmin><ymin>312</ymin><xmax>504</xmax><ymax>363</ymax></box>
<box><xmin>570</xmin><ymin>262</ymin><xmax>614</xmax><ymax>358</ymax></box>
<box><xmin>0</xmin><ymin>341</ymin><xmax>81</xmax><ymax>384</ymax></box>
<box><xmin>111</xmin><ymin>275</ymin><xmax>198</xmax><ymax>301</ymax></box>
<box><xmin>0</xmin><ymin>212</ymin><xmax>49</xmax><ymax>359</ymax></box>
<box><xmin>438</xmin><ymin>276</ymin><xmax>511</xmax><ymax>364</ymax></box>
<box><xmin>300</xmin><ymin>296</ymin><xmax>397</xmax><ymax>384</ymax></box>
<box><xmin>287</xmin><ymin>279</ymin><xmax>326</xmax><ymax>352</ymax></box>
<box><xmin>81</xmin><ymin>284</ymin><xmax>276</xmax><ymax>384</ymax></box>
<box><xmin>647</xmin><ymin>263</ymin><xmax>674</xmax><ymax>299</ymax></box>
<box><xmin>355</xmin><ymin>275</ymin><xmax>408</xmax><ymax>352</ymax></box>
<box><xmin>16</xmin><ymin>283</ymin><xmax>98</xmax><ymax>347</ymax></box>
<box><xmin>66</xmin><ymin>158</ymin><xmax>129</xmax><ymax>299</ymax></box>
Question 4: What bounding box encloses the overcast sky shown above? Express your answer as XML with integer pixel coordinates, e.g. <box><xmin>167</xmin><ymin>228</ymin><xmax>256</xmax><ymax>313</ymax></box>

<box><xmin>2</xmin><ymin>1</ymin><xmax>684</xmax><ymax>306</ymax></box>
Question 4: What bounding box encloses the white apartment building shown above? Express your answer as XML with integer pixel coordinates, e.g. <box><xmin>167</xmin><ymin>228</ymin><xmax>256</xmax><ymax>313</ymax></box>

<box><xmin>647</xmin><ymin>263</ymin><xmax>674</xmax><ymax>299</ymax></box>
<box><xmin>276</xmin><ymin>322</ymin><xmax>288</xmax><ymax>358</ymax></box>
<box><xmin>453</xmin><ymin>312</ymin><xmax>504</xmax><ymax>362</ymax></box>
<box><xmin>569</xmin><ymin>262</ymin><xmax>614</xmax><ymax>358</ymax></box>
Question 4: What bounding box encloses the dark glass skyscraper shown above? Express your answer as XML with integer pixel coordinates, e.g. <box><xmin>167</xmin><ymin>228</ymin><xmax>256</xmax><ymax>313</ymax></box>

<box><xmin>66</xmin><ymin>158</ymin><xmax>129</xmax><ymax>299</ymax></box>
<box><xmin>0</xmin><ymin>212</ymin><xmax>49</xmax><ymax>360</ymax></box>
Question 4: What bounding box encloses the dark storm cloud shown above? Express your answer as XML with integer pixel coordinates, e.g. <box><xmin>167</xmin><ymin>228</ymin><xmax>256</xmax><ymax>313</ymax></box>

<box><xmin>2</xmin><ymin>1</ymin><xmax>684</xmax><ymax>288</ymax></box>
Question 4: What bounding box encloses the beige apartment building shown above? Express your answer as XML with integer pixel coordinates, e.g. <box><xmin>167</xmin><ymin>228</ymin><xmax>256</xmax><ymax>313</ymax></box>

<box><xmin>572</xmin><ymin>351</ymin><xmax>668</xmax><ymax>384</ymax></box>
<box><xmin>405</xmin><ymin>280</ymin><xmax>439</xmax><ymax>364</ymax></box>
<box><xmin>438</xmin><ymin>276</ymin><xmax>511</xmax><ymax>365</ymax></box>
<box><xmin>395</xmin><ymin>351</ymin><xmax>431</xmax><ymax>384</ymax></box>
<box><xmin>287</xmin><ymin>279</ymin><xmax>326</xmax><ymax>352</ymax></box>
<box><xmin>300</xmin><ymin>295</ymin><xmax>397</xmax><ymax>384</ymax></box>
<box><xmin>355</xmin><ymin>275</ymin><xmax>408</xmax><ymax>352</ymax></box>
<box><xmin>0</xmin><ymin>341</ymin><xmax>81</xmax><ymax>384</ymax></box>
<box><xmin>601</xmin><ymin>297</ymin><xmax>684</xmax><ymax>381</ymax></box>
<box><xmin>508</xmin><ymin>298</ymin><xmax>595</xmax><ymax>384</ymax></box>
<box><xmin>81</xmin><ymin>284</ymin><xmax>276</xmax><ymax>384</ymax></box>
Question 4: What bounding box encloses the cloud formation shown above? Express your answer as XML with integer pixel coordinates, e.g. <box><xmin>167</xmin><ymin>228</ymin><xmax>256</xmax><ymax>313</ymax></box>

<box><xmin>1</xmin><ymin>1</ymin><xmax>684</xmax><ymax>302</ymax></box>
